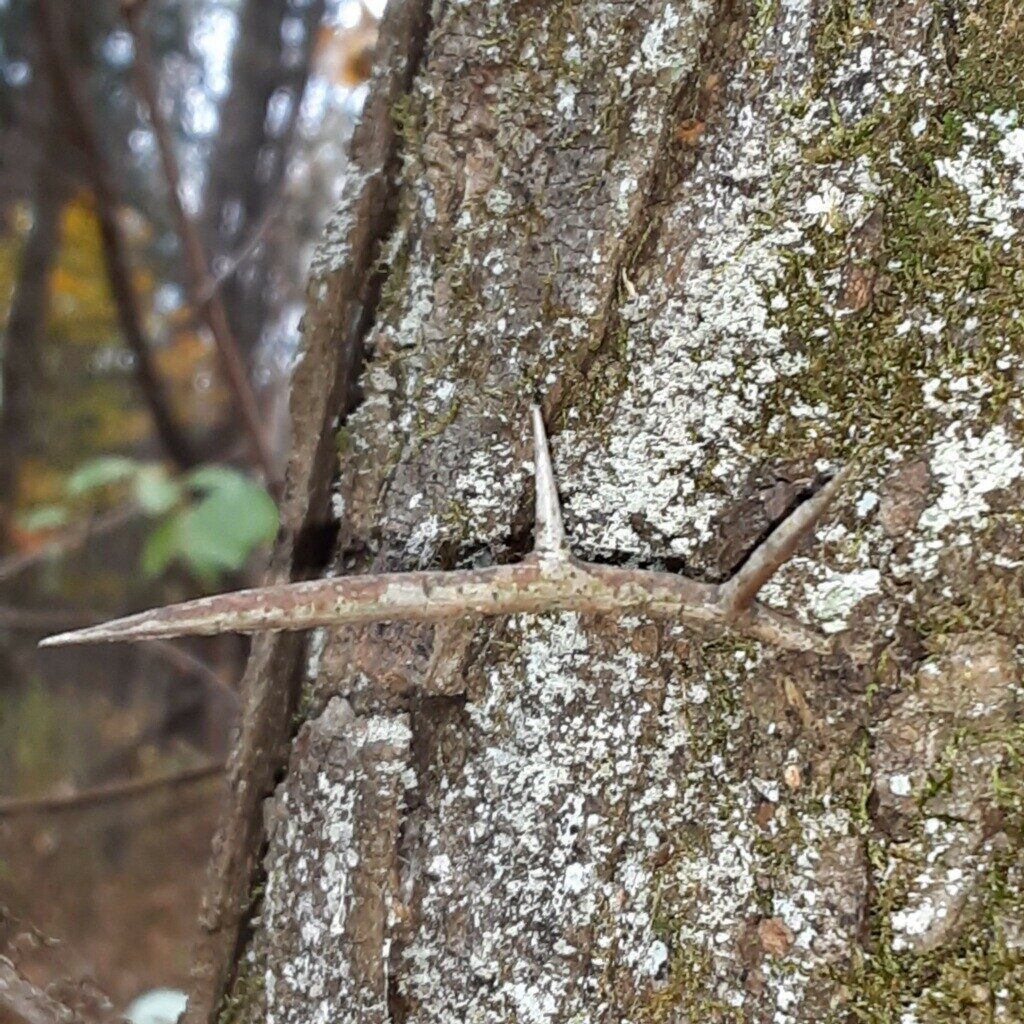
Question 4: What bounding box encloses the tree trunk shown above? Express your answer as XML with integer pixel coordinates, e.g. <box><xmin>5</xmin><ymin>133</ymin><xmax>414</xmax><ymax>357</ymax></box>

<box><xmin>190</xmin><ymin>1</ymin><xmax>1024</xmax><ymax>1022</ymax></box>
<box><xmin>0</xmin><ymin>122</ymin><xmax>64</xmax><ymax>544</ymax></box>
<box><xmin>202</xmin><ymin>0</ymin><xmax>326</xmax><ymax>363</ymax></box>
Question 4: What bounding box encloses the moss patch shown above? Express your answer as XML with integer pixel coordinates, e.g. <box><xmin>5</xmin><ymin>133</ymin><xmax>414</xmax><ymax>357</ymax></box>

<box><xmin>216</xmin><ymin>964</ymin><xmax>264</xmax><ymax>1024</ymax></box>
<box><xmin>833</xmin><ymin>721</ymin><xmax>1024</xmax><ymax>1022</ymax></box>
<box><xmin>758</xmin><ymin>0</ymin><xmax>1024</xmax><ymax>465</ymax></box>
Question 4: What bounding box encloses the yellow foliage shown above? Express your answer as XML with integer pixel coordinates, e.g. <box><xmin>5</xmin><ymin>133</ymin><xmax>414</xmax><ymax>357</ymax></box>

<box><xmin>16</xmin><ymin>458</ymin><xmax>64</xmax><ymax>507</ymax></box>
<box><xmin>48</xmin><ymin>197</ymin><xmax>117</xmax><ymax>341</ymax></box>
<box><xmin>0</xmin><ymin>205</ymin><xmax>24</xmax><ymax>326</ymax></box>
<box><xmin>156</xmin><ymin>329</ymin><xmax>230</xmax><ymax>429</ymax></box>
<box><xmin>313</xmin><ymin>22</ymin><xmax>377</xmax><ymax>87</ymax></box>
<box><xmin>3</xmin><ymin>194</ymin><xmax>168</xmax><ymax>506</ymax></box>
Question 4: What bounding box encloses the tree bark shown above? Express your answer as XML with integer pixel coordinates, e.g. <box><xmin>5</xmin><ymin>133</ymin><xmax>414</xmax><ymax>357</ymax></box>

<box><xmin>193</xmin><ymin>1</ymin><xmax>1024</xmax><ymax>1022</ymax></box>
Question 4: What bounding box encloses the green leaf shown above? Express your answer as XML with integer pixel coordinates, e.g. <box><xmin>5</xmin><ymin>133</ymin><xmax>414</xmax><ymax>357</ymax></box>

<box><xmin>177</xmin><ymin>476</ymin><xmax>278</xmax><ymax>575</ymax></box>
<box><xmin>133</xmin><ymin>467</ymin><xmax>182</xmax><ymax>515</ymax></box>
<box><xmin>139</xmin><ymin>466</ymin><xmax>280</xmax><ymax>581</ymax></box>
<box><xmin>65</xmin><ymin>456</ymin><xmax>138</xmax><ymax>496</ymax></box>
<box><xmin>140</xmin><ymin>516</ymin><xmax>181</xmax><ymax>577</ymax></box>
<box><xmin>136</xmin><ymin>465</ymin><xmax>277</xmax><ymax>581</ymax></box>
<box><xmin>16</xmin><ymin>505</ymin><xmax>70</xmax><ymax>532</ymax></box>
<box><xmin>184</xmin><ymin>465</ymin><xmax>253</xmax><ymax>495</ymax></box>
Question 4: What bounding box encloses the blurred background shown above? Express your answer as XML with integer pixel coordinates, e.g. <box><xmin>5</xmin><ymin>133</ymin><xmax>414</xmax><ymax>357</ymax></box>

<box><xmin>0</xmin><ymin>0</ymin><xmax>380</xmax><ymax>1011</ymax></box>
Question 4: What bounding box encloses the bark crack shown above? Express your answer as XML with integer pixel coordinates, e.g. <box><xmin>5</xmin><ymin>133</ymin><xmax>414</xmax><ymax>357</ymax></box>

<box><xmin>559</xmin><ymin>0</ymin><xmax>746</xmax><ymax>428</ymax></box>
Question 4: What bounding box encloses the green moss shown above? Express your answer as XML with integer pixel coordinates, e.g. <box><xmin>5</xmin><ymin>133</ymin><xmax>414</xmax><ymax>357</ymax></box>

<box><xmin>758</xmin><ymin>0</ymin><xmax>1024</xmax><ymax>467</ymax></box>
<box><xmin>410</xmin><ymin>392</ymin><xmax>461</xmax><ymax>450</ymax></box>
<box><xmin>810</xmin><ymin>0</ymin><xmax>870</xmax><ymax>87</ymax></box>
<box><xmin>389</xmin><ymin>93</ymin><xmax>420</xmax><ymax>152</ymax></box>
<box><xmin>834</xmin><ymin>800</ymin><xmax>1024</xmax><ymax>1019</ymax></box>
<box><xmin>216</xmin><ymin>964</ymin><xmax>264</xmax><ymax>1024</ymax></box>
<box><xmin>589</xmin><ymin>6</ymin><xmax>1024</xmax><ymax>1019</ymax></box>
<box><xmin>637</xmin><ymin>944</ymin><xmax>745</xmax><ymax>1024</ymax></box>
<box><xmin>376</xmin><ymin>232</ymin><xmax>412</xmax><ymax>324</ymax></box>
<box><xmin>439</xmin><ymin>496</ymin><xmax>474</xmax><ymax>550</ymax></box>
<box><xmin>915</xmin><ymin>567</ymin><xmax>1024</xmax><ymax>640</ymax></box>
<box><xmin>774</xmin><ymin>5</ymin><xmax>1024</xmax><ymax>1015</ymax></box>
<box><xmin>828</xmin><ymin>704</ymin><xmax>1024</xmax><ymax>1021</ymax></box>
<box><xmin>294</xmin><ymin>679</ymin><xmax>319</xmax><ymax>728</ymax></box>
<box><xmin>334</xmin><ymin>424</ymin><xmax>352</xmax><ymax>458</ymax></box>
<box><xmin>745</xmin><ymin>0</ymin><xmax>781</xmax><ymax>52</ymax></box>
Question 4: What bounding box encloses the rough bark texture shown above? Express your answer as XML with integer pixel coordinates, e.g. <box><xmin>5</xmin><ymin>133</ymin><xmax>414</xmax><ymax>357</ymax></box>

<box><xmin>209</xmin><ymin>1</ymin><xmax>1024</xmax><ymax>1022</ymax></box>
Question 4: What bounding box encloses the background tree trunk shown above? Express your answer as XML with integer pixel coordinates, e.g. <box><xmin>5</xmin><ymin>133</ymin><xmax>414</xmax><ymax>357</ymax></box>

<box><xmin>191</xmin><ymin>1</ymin><xmax>1024</xmax><ymax>1021</ymax></box>
<box><xmin>202</xmin><ymin>0</ymin><xmax>326</xmax><ymax>364</ymax></box>
<box><xmin>0</xmin><ymin>114</ymin><xmax>64</xmax><ymax>545</ymax></box>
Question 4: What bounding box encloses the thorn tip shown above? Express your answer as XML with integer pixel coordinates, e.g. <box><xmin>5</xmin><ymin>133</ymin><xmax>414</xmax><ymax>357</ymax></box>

<box><xmin>721</xmin><ymin>466</ymin><xmax>848</xmax><ymax>614</ymax></box>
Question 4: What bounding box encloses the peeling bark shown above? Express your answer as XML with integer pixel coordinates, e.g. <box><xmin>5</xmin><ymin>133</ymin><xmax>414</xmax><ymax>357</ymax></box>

<box><xmin>202</xmin><ymin>1</ymin><xmax>1024</xmax><ymax>1022</ymax></box>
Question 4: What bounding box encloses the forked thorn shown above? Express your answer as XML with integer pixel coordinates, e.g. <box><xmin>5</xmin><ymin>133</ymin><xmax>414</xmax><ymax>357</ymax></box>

<box><xmin>39</xmin><ymin>407</ymin><xmax>849</xmax><ymax>653</ymax></box>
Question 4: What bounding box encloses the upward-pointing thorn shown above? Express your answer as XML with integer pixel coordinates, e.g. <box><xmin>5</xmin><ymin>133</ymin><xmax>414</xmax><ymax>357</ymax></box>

<box><xmin>531</xmin><ymin>405</ymin><xmax>568</xmax><ymax>556</ymax></box>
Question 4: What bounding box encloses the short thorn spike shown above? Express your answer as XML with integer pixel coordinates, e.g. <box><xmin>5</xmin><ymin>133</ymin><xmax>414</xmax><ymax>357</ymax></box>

<box><xmin>720</xmin><ymin>467</ymin><xmax>849</xmax><ymax>614</ymax></box>
<box><xmin>531</xmin><ymin>405</ymin><xmax>568</xmax><ymax>556</ymax></box>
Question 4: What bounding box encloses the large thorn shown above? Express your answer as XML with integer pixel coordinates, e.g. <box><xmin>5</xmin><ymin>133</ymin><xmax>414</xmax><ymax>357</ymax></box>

<box><xmin>719</xmin><ymin>468</ymin><xmax>849</xmax><ymax>615</ymax></box>
<box><xmin>37</xmin><ymin>565</ymin><xmax>551</xmax><ymax>646</ymax></box>
<box><xmin>37</xmin><ymin>410</ymin><xmax>846</xmax><ymax>653</ymax></box>
<box><xmin>531</xmin><ymin>405</ymin><xmax>568</xmax><ymax>557</ymax></box>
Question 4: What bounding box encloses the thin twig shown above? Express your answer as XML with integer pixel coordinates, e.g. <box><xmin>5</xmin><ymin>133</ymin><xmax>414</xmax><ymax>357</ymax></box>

<box><xmin>146</xmin><ymin>639</ymin><xmax>238</xmax><ymax>703</ymax></box>
<box><xmin>122</xmin><ymin>1</ymin><xmax>280</xmax><ymax>488</ymax></box>
<box><xmin>0</xmin><ymin>763</ymin><xmax>225</xmax><ymax>818</ymax></box>
<box><xmin>0</xmin><ymin>504</ymin><xmax>139</xmax><ymax>583</ymax></box>
<box><xmin>0</xmin><ymin>423</ymin><xmax>255</xmax><ymax>582</ymax></box>
<box><xmin>196</xmin><ymin>198</ymin><xmax>284</xmax><ymax>305</ymax></box>
<box><xmin>34</xmin><ymin>0</ymin><xmax>200</xmax><ymax>471</ymax></box>
<box><xmin>41</xmin><ymin>409</ymin><xmax>848</xmax><ymax>655</ymax></box>
<box><xmin>1</xmin><ymin>603</ymin><xmax>238</xmax><ymax>704</ymax></box>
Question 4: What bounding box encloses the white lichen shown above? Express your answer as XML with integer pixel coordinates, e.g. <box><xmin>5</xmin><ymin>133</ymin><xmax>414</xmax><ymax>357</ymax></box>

<box><xmin>900</xmin><ymin>423</ymin><xmax>1024</xmax><ymax>580</ymax></box>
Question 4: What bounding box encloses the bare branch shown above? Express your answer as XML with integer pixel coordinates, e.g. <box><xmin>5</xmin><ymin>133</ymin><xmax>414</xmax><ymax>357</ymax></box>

<box><xmin>0</xmin><ymin>505</ymin><xmax>139</xmax><ymax>583</ymax></box>
<box><xmin>39</xmin><ymin>410</ymin><xmax>846</xmax><ymax>655</ymax></box>
<box><xmin>0</xmin><ymin>763</ymin><xmax>224</xmax><ymax>818</ymax></box>
<box><xmin>145</xmin><ymin>639</ymin><xmax>239</xmax><ymax>705</ymax></box>
<box><xmin>122</xmin><ymin>2</ymin><xmax>280</xmax><ymax>488</ymax></box>
<box><xmin>196</xmin><ymin>199</ymin><xmax>283</xmax><ymax>305</ymax></box>
<box><xmin>3</xmin><ymin>603</ymin><xmax>238</xmax><ymax>704</ymax></box>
